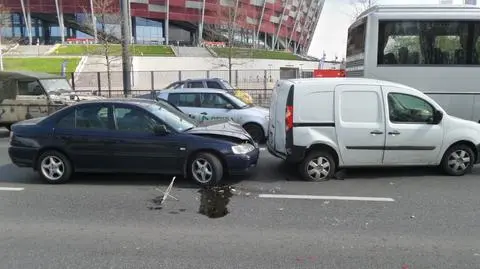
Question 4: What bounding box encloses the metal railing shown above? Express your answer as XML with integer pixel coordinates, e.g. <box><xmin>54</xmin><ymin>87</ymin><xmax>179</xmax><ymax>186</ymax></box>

<box><xmin>65</xmin><ymin>69</ymin><xmax>315</xmax><ymax>106</ymax></box>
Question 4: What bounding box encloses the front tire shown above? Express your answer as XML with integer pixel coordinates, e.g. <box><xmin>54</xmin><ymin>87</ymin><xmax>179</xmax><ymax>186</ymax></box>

<box><xmin>36</xmin><ymin>150</ymin><xmax>73</xmax><ymax>184</ymax></box>
<box><xmin>243</xmin><ymin>123</ymin><xmax>265</xmax><ymax>143</ymax></box>
<box><xmin>189</xmin><ymin>152</ymin><xmax>223</xmax><ymax>186</ymax></box>
<box><xmin>299</xmin><ymin>150</ymin><xmax>336</xmax><ymax>182</ymax></box>
<box><xmin>441</xmin><ymin>144</ymin><xmax>474</xmax><ymax>176</ymax></box>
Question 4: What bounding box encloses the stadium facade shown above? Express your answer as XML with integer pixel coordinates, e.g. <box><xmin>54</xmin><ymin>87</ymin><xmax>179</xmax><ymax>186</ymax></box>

<box><xmin>1</xmin><ymin>0</ymin><xmax>324</xmax><ymax>54</ymax></box>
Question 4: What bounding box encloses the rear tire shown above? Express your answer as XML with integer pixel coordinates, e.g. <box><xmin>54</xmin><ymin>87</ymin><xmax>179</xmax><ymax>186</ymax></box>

<box><xmin>299</xmin><ymin>150</ymin><xmax>336</xmax><ymax>182</ymax></box>
<box><xmin>36</xmin><ymin>150</ymin><xmax>73</xmax><ymax>184</ymax></box>
<box><xmin>243</xmin><ymin>123</ymin><xmax>264</xmax><ymax>143</ymax></box>
<box><xmin>189</xmin><ymin>152</ymin><xmax>223</xmax><ymax>186</ymax></box>
<box><xmin>441</xmin><ymin>144</ymin><xmax>474</xmax><ymax>176</ymax></box>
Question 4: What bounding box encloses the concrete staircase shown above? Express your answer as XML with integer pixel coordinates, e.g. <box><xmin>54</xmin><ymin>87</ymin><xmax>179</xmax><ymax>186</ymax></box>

<box><xmin>5</xmin><ymin>45</ymin><xmax>55</xmax><ymax>56</ymax></box>
<box><xmin>176</xmin><ymin>46</ymin><xmax>213</xmax><ymax>57</ymax></box>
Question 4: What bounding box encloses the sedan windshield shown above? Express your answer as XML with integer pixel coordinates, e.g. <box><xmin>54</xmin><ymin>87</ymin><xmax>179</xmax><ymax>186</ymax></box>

<box><xmin>223</xmin><ymin>91</ymin><xmax>249</xmax><ymax>108</ymax></box>
<box><xmin>145</xmin><ymin>102</ymin><xmax>197</xmax><ymax>132</ymax></box>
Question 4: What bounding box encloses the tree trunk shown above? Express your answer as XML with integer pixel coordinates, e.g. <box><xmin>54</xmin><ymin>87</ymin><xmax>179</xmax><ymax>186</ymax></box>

<box><xmin>105</xmin><ymin>53</ymin><xmax>112</xmax><ymax>97</ymax></box>
<box><xmin>228</xmin><ymin>44</ymin><xmax>232</xmax><ymax>83</ymax></box>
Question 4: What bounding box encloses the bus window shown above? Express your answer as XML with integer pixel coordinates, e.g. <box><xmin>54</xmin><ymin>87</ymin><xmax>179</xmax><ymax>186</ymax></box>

<box><xmin>382</xmin><ymin>35</ymin><xmax>421</xmax><ymax>64</ymax></box>
<box><xmin>346</xmin><ymin>18</ymin><xmax>366</xmax><ymax>57</ymax></box>
<box><xmin>378</xmin><ymin>20</ymin><xmax>479</xmax><ymax>65</ymax></box>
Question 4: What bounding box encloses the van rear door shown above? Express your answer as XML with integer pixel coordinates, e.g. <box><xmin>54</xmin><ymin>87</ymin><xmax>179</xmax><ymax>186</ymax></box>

<box><xmin>268</xmin><ymin>80</ymin><xmax>293</xmax><ymax>154</ymax></box>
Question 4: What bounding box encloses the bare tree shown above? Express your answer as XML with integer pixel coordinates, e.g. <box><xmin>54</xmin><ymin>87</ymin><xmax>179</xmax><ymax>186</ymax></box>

<box><xmin>82</xmin><ymin>0</ymin><xmax>122</xmax><ymax>95</ymax></box>
<box><xmin>210</xmin><ymin>2</ymin><xmax>252</xmax><ymax>83</ymax></box>
<box><xmin>350</xmin><ymin>0</ymin><xmax>377</xmax><ymax>20</ymax></box>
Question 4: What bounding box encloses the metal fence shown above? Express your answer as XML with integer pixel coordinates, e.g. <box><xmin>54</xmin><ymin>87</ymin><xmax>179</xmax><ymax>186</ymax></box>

<box><xmin>67</xmin><ymin>69</ymin><xmax>315</xmax><ymax>106</ymax></box>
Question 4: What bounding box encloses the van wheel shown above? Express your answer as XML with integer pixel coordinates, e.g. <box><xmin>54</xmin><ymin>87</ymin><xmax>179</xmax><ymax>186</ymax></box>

<box><xmin>441</xmin><ymin>144</ymin><xmax>474</xmax><ymax>176</ymax></box>
<box><xmin>243</xmin><ymin>123</ymin><xmax>264</xmax><ymax>143</ymax></box>
<box><xmin>189</xmin><ymin>152</ymin><xmax>223</xmax><ymax>186</ymax></box>
<box><xmin>36</xmin><ymin>150</ymin><xmax>73</xmax><ymax>184</ymax></box>
<box><xmin>300</xmin><ymin>151</ymin><xmax>336</xmax><ymax>182</ymax></box>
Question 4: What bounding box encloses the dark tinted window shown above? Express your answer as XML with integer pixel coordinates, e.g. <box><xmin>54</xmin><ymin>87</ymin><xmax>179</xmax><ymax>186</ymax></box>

<box><xmin>76</xmin><ymin>105</ymin><xmax>109</xmax><ymax>130</ymax></box>
<box><xmin>168</xmin><ymin>93</ymin><xmax>201</xmax><ymax>107</ymax></box>
<box><xmin>114</xmin><ymin>106</ymin><xmax>158</xmax><ymax>133</ymax></box>
<box><xmin>187</xmin><ymin>81</ymin><xmax>204</xmax><ymax>88</ymax></box>
<box><xmin>378</xmin><ymin>20</ymin><xmax>480</xmax><ymax>65</ymax></box>
<box><xmin>206</xmin><ymin>81</ymin><xmax>223</xmax><ymax>89</ymax></box>
<box><xmin>55</xmin><ymin>105</ymin><xmax>110</xmax><ymax>130</ymax></box>
<box><xmin>346</xmin><ymin>18</ymin><xmax>367</xmax><ymax>57</ymax></box>
<box><xmin>388</xmin><ymin>93</ymin><xmax>434</xmax><ymax>123</ymax></box>
<box><xmin>18</xmin><ymin>80</ymin><xmax>44</xmax><ymax>96</ymax></box>
<box><xmin>56</xmin><ymin>111</ymin><xmax>75</xmax><ymax>129</ymax></box>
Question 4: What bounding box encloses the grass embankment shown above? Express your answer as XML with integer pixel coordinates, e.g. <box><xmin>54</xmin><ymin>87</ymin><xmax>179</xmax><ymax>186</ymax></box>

<box><xmin>212</xmin><ymin>47</ymin><xmax>305</xmax><ymax>60</ymax></box>
<box><xmin>54</xmin><ymin>45</ymin><xmax>175</xmax><ymax>56</ymax></box>
<box><xmin>3</xmin><ymin>57</ymin><xmax>81</xmax><ymax>73</ymax></box>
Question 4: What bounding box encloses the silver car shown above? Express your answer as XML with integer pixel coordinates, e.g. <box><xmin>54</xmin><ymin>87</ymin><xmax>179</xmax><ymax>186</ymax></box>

<box><xmin>157</xmin><ymin>88</ymin><xmax>269</xmax><ymax>142</ymax></box>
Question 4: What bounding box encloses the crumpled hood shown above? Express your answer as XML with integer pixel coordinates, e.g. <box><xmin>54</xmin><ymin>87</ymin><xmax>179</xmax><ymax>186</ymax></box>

<box><xmin>186</xmin><ymin>119</ymin><xmax>253</xmax><ymax>141</ymax></box>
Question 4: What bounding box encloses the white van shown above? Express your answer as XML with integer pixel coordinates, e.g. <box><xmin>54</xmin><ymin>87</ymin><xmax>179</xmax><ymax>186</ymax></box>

<box><xmin>267</xmin><ymin>78</ymin><xmax>480</xmax><ymax>181</ymax></box>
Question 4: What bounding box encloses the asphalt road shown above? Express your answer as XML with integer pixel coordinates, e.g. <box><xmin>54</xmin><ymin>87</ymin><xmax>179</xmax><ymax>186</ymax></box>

<box><xmin>1</xmin><ymin>127</ymin><xmax>480</xmax><ymax>269</ymax></box>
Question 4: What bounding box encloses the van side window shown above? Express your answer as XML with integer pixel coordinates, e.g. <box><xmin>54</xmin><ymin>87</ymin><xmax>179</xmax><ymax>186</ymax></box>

<box><xmin>388</xmin><ymin>93</ymin><xmax>434</xmax><ymax>123</ymax></box>
<box><xmin>340</xmin><ymin>91</ymin><xmax>382</xmax><ymax>123</ymax></box>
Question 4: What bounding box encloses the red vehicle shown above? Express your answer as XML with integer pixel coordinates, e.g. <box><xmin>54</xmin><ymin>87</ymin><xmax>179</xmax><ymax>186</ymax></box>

<box><xmin>313</xmin><ymin>69</ymin><xmax>346</xmax><ymax>78</ymax></box>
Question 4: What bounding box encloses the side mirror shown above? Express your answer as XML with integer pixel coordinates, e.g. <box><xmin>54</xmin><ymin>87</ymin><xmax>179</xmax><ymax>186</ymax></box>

<box><xmin>431</xmin><ymin>110</ymin><xmax>443</xmax><ymax>124</ymax></box>
<box><xmin>225</xmin><ymin>103</ymin><xmax>234</xmax><ymax>110</ymax></box>
<box><xmin>153</xmin><ymin>124</ymin><xmax>170</xmax><ymax>135</ymax></box>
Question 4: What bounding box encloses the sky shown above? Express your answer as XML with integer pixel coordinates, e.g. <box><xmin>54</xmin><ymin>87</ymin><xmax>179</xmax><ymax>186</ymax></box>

<box><xmin>308</xmin><ymin>0</ymin><xmax>477</xmax><ymax>60</ymax></box>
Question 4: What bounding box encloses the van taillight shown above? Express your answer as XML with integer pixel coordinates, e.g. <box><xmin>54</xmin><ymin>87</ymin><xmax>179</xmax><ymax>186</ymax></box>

<box><xmin>286</xmin><ymin>105</ymin><xmax>293</xmax><ymax>131</ymax></box>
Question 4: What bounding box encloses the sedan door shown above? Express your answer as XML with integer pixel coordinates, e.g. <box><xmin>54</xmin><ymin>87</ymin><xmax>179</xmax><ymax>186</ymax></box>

<box><xmin>109</xmin><ymin>104</ymin><xmax>188</xmax><ymax>174</ymax></box>
<box><xmin>196</xmin><ymin>92</ymin><xmax>235</xmax><ymax>122</ymax></box>
<box><xmin>52</xmin><ymin>103</ymin><xmax>117</xmax><ymax>172</ymax></box>
<box><xmin>166</xmin><ymin>92</ymin><xmax>204</xmax><ymax>121</ymax></box>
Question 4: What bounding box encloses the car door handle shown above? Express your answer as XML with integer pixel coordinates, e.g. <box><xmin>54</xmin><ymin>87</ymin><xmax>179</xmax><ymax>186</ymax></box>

<box><xmin>370</xmin><ymin>130</ymin><xmax>384</xmax><ymax>135</ymax></box>
<box><xmin>388</xmin><ymin>130</ymin><xmax>401</xmax><ymax>135</ymax></box>
<box><xmin>200</xmin><ymin>112</ymin><xmax>207</xmax><ymax>115</ymax></box>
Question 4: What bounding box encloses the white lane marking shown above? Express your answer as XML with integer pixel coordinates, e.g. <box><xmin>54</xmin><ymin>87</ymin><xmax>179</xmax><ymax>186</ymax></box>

<box><xmin>258</xmin><ymin>194</ymin><xmax>395</xmax><ymax>202</ymax></box>
<box><xmin>0</xmin><ymin>187</ymin><xmax>24</xmax><ymax>191</ymax></box>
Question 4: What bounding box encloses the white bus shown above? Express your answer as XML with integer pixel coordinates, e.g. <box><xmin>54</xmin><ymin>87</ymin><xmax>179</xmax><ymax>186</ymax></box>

<box><xmin>345</xmin><ymin>5</ymin><xmax>480</xmax><ymax>121</ymax></box>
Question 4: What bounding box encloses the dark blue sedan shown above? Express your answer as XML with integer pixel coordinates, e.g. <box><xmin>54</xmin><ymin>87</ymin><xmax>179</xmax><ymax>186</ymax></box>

<box><xmin>8</xmin><ymin>98</ymin><xmax>260</xmax><ymax>186</ymax></box>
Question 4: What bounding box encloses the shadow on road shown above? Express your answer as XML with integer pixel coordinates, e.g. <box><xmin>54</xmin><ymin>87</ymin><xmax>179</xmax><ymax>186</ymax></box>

<box><xmin>0</xmin><ymin>128</ymin><xmax>9</xmax><ymax>138</ymax></box>
<box><xmin>0</xmin><ymin>161</ymin><xmax>473</xmax><ymax>188</ymax></box>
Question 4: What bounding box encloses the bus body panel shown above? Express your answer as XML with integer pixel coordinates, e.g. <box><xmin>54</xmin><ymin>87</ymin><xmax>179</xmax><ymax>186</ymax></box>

<box><xmin>346</xmin><ymin>5</ymin><xmax>480</xmax><ymax>121</ymax></box>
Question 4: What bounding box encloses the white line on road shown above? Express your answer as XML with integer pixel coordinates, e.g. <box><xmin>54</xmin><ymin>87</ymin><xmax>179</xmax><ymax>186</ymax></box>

<box><xmin>258</xmin><ymin>194</ymin><xmax>395</xmax><ymax>202</ymax></box>
<box><xmin>0</xmin><ymin>187</ymin><xmax>24</xmax><ymax>191</ymax></box>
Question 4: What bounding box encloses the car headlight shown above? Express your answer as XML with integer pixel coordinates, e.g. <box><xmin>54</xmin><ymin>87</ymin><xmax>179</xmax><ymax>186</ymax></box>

<box><xmin>231</xmin><ymin>143</ymin><xmax>255</xmax><ymax>154</ymax></box>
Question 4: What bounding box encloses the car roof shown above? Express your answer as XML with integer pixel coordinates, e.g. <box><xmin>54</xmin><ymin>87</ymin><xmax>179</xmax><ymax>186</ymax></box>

<box><xmin>159</xmin><ymin>88</ymin><xmax>227</xmax><ymax>94</ymax></box>
<box><xmin>0</xmin><ymin>71</ymin><xmax>64</xmax><ymax>80</ymax></box>
<box><xmin>71</xmin><ymin>98</ymin><xmax>158</xmax><ymax>107</ymax></box>
<box><xmin>285</xmin><ymin>77</ymin><xmax>415</xmax><ymax>91</ymax></box>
